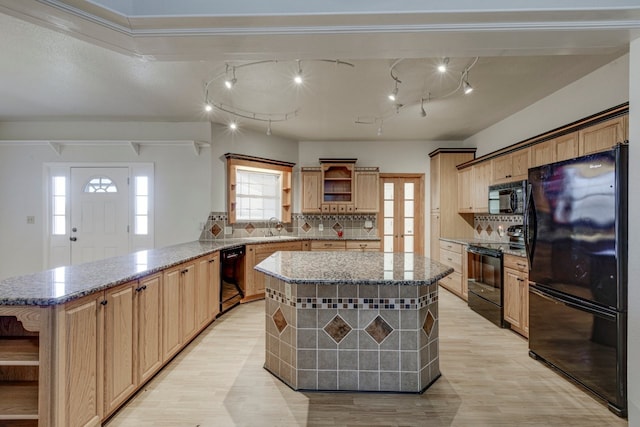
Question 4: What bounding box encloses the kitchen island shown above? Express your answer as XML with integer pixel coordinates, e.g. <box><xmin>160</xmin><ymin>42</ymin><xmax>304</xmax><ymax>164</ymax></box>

<box><xmin>255</xmin><ymin>251</ymin><xmax>453</xmax><ymax>393</ymax></box>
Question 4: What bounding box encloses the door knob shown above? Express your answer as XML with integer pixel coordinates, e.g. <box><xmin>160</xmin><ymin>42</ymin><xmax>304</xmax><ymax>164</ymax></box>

<box><xmin>70</xmin><ymin>237</ymin><xmax>77</xmax><ymax>242</ymax></box>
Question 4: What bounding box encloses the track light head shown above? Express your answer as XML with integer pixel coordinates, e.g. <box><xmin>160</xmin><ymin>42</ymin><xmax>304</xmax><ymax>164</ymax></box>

<box><xmin>224</xmin><ymin>78</ymin><xmax>236</xmax><ymax>89</ymax></box>
<box><xmin>229</xmin><ymin>121</ymin><xmax>238</xmax><ymax>130</ymax></box>
<box><xmin>294</xmin><ymin>60</ymin><xmax>303</xmax><ymax>85</ymax></box>
<box><xmin>388</xmin><ymin>82</ymin><xmax>399</xmax><ymax>101</ymax></box>
<box><xmin>463</xmin><ymin>79</ymin><xmax>473</xmax><ymax>94</ymax></box>
<box><xmin>437</xmin><ymin>57</ymin><xmax>449</xmax><ymax>73</ymax></box>
<box><xmin>266</xmin><ymin>120</ymin><xmax>272</xmax><ymax>136</ymax></box>
<box><xmin>204</xmin><ymin>103</ymin><xmax>213</xmax><ymax>112</ymax></box>
<box><xmin>420</xmin><ymin>98</ymin><xmax>427</xmax><ymax>117</ymax></box>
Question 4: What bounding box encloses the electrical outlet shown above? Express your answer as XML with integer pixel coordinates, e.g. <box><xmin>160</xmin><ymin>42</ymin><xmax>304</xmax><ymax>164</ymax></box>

<box><xmin>26</xmin><ymin>216</ymin><xmax>35</xmax><ymax>224</ymax></box>
<box><xmin>318</xmin><ymin>224</ymin><xmax>324</xmax><ymax>231</ymax></box>
<box><xmin>225</xmin><ymin>226</ymin><xmax>233</xmax><ymax>235</ymax></box>
<box><xmin>364</xmin><ymin>220</ymin><xmax>373</xmax><ymax>228</ymax></box>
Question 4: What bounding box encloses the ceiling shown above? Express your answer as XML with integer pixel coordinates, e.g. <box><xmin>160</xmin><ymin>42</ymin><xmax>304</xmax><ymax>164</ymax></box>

<box><xmin>0</xmin><ymin>1</ymin><xmax>637</xmax><ymax>141</ymax></box>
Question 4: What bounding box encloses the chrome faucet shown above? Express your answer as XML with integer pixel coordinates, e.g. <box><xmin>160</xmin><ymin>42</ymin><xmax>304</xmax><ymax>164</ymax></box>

<box><xmin>268</xmin><ymin>217</ymin><xmax>279</xmax><ymax>236</ymax></box>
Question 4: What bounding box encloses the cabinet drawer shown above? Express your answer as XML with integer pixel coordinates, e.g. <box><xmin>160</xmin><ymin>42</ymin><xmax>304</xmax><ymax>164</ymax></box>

<box><xmin>503</xmin><ymin>254</ymin><xmax>528</xmax><ymax>273</ymax></box>
<box><xmin>346</xmin><ymin>241</ymin><xmax>381</xmax><ymax>251</ymax></box>
<box><xmin>311</xmin><ymin>240</ymin><xmax>347</xmax><ymax>251</ymax></box>
<box><xmin>439</xmin><ymin>248</ymin><xmax>462</xmax><ymax>272</ymax></box>
<box><xmin>439</xmin><ymin>240</ymin><xmax>462</xmax><ymax>254</ymax></box>
<box><xmin>439</xmin><ymin>271</ymin><xmax>462</xmax><ymax>295</ymax></box>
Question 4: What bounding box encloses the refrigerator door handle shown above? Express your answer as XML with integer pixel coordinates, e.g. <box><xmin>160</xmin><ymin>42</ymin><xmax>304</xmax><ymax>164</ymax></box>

<box><xmin>524</xmin><ymin>182</ymin><xmax>536</xmax><ymax>270</ymax></box>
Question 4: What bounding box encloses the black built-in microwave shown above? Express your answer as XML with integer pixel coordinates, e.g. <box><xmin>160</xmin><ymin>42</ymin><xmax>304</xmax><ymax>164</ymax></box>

<box><xmin>488</xmin><ymin>180</ymin><xmax>526</xmax><ymax>215</ymax></box>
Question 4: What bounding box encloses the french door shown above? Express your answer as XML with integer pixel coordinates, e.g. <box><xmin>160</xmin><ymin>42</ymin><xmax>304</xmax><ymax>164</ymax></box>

<box><xmin>379</xmin><ymin>174</ymin><xmax>425</xmax><ymax>255</ymax></box>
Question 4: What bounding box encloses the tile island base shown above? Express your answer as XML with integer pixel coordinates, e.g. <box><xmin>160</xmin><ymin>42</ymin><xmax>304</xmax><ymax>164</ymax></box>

<box><xmin>256</xmin><ymin>251</ymin><xmax>452</xmax><ymax>393</ymax></box>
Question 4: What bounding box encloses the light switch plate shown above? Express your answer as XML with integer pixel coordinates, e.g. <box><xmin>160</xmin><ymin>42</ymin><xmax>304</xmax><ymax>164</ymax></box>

<box><xmin>225</xmin><ymin>226</ymin><xmax>233</xmax><ymax>235</ymax></box>
<box><xmin>26</xmin><ymin>216</ymin><xmax>35</xmax><ymax>224</ymax></box>
<box><xmin>318</xmin><ymin>224</ymin><xmax>324</xmax><ymax>231</ymax></box>
<box><xmin>364</xmin><ymin>220</ymin><xmax>373</xmax><ymax>228</ymax></box>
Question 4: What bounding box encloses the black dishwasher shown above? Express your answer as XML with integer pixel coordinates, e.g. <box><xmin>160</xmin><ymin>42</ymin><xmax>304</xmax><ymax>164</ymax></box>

<box><xmin>220</xmin><ymin>245</ymin><xmax>245</xmax><ymax>314</ymax></box>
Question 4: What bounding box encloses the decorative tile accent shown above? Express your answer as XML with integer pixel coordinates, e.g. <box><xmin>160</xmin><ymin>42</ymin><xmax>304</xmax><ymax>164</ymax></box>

<box><xmin>423</xmin><ymin>310</ymin><xmax>435</xmax><ymax>337</ymax></box>
<box><xmin>301</xmin><ymin>222</ymin><xmax>311</xmax><ymax>233</ymax></box>
<box><xmin>476</xmin><ymin>224</ymin><xmax>483</xmax><ymax>233</ymax></box>
<box><xmin>245</xmin><ymin>223</ymin><xmax>256</xmax><ymax>234</ymax></box>
<box><xmin>485</xmin><ymin>224</ymin><xmax>493</xmax><ymax>236</ymax></box>
<box><xmin>211</xmin><ymin>224</ymin><xmax>222</xmax><ymax>237</ymax></box>
<box><xmin>332</xmin><ymin>222</ymin><xmax>343</xmax><ymax>232</ymax></box>
<box><xmin>365</xmin><ymin>316</ymin><xmax>393</xmax><ymax>344</ymax></box>
<box><xmin>324</xmin><ymin>315</ymin><xmax>352</xmax><ymax>344</ymax></box>
<box><xmin>273</xmin><ymin>308</ymin><xmax>288</xmax><ymax>333</ymax></box>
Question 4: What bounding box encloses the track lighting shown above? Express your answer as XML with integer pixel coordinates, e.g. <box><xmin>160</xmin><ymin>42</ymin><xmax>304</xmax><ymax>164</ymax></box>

<box><xmin>224</xmin><ymin>66</ymin><xmax>237</xmax><ymax>89</ymax></box>
<box><xmin>437</xmin><ymin>57</ymin><xmax>449</xmax><ymax>73</ymax></box>
<box><xmin>204</xmin><ymin>103</ymin><xmax>213</xmax><ymax>112</ymax></box>
<box><xmin>294</xmin><ymin>60</ymin><xmax>303</xmax><ymax>85</ymax></box>
<box><xmin>229</xmin><ymin>121</ymin><xmax>238</xmax><ymax>131</ymax></box>
<box><xmin>388</xmin><ymin>81</ymin><xmax>398</xmax><ymax>101</ymax></box>
<box><xmin>420</xmin><ymin>98</ymin><xmax>427</xmax><ymax>117</ymax></box>
<box><xmin>266</xmin><ymin>120</ymin><xmax>272</xmax><ymax>136</ymax></box>
<box><xmin>463</xmin><ymin>75</ymin><xmax>473</xmax><ymax>94</ymax></box>
<box><xmin>377</xmin><ymin>120</ymin><xmax>383</xmax><ymax>136</ymax></box>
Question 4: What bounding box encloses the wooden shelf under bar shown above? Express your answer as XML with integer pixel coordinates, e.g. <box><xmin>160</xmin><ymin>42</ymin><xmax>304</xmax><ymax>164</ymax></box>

<box><xmin>0</xmin><ymin>338</ymin><xmax>39</xmax><ymax>366</ymax></box>
<box><xmin>0</xmin><ymin>381</ymin><xmax>39</xmax><ymax>419</ymax></box>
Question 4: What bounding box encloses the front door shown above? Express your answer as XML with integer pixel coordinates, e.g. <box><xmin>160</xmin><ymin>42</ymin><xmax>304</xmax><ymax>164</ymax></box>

<box><xmin>379</xmin><ymin>174</ymin><xmax>425</xmax><ymax>254</ymax></box>
<box><xmin>70</xmin><ymin>167</ymin><xmax>130</xmax><ymax>264</ymax></box>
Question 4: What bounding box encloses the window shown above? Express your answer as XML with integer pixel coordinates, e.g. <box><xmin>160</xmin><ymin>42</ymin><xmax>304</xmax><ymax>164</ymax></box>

<box><xmin>236</xmin><ymin>167</ymin><xmax>281</xmax><ymax>221</ymax></box>
<box><xmin>134</xmin><ymin>176</ymin><xmax>149</xmax><ymax>235</ymax></box>
<box><xmin>52</xmin><ymin>176</ymin><xmax>66</xmax><ymax>235</ymax></box>
<box><xmin>84</xmin><ymin>176</ymin><xmax>117</xmax><ymax>193</ymax></box>
<box><xmin>225</xmin><ymin>153</ymin><xmax>294</xmax><ymax>224</ymax></box>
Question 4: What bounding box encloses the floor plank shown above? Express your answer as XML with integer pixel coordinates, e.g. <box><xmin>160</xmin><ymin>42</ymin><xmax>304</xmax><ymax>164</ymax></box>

<box><xmin>105</xmin><ymin>289</ymin><xmax>628</xmax><ymax>427</ymax></box>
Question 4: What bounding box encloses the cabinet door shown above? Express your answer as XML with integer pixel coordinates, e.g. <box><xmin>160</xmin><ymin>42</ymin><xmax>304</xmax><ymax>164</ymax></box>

<box><xmin>243</xmin><ymin>245</ymin><xmax>257</xmax><ymax>298</ymax></box>
<box><xmin>162</xmin><ymin>267</ymin><xmax>182</xmax><ymax>362</ymax></box>
<box><xmin>58</xmin><ymin>293</ymin><xmax>104</xmax><ymax>427</ymax></box>
<box><xmin>104</xmin><ymin>281</ymin><xmax>137</xmax><ymax>416</ymax></box>
<box><xmin>208</xmin><ymin>253</ymin><xmax>220</xmax><ymax>320</ymax></box>
<box><xmin>554</xmin><ymin>132</ymin><xmax>579</xmax><ymax>163</ymax></box>
<box><xmin>195</xmin><ymin>254</ymin><xmax>218</xmax><ymax>328</ymax></box>
<box><xmin>430</xmin><ymin>156</ymin><xmax>440</xmax><ymax>212</ymax></box>
<box><xmin>137</xmin><ymin>273</ymin><xmax>163</xmax><ymax>384</ymax></box>
<box><xmin>301</xmin><ymin>170</ymin><xmax>322</xmax><ymax>213</ymax></box>
<box><xmin>522</xmin><ymin>281</ymin><xmax>529</xmax><ymax>337</ymax></box>
<box><xmin>531</xmin><ymin>139</ymin><xmax>554</xmax><ymax>168</ymax></box>
<box><xmin>503</xmin><ymin>268</ymin><xmax>522</xmax><ymax>329</ymax></box>
<box><xmin>510</xmin><ymin>148</ymin><xmax>530</xmax><ymax>180</ymax></box>
<box><xmin>472</xmin><ymin>162</ymin><xmax>492</xmax><ymax>213</ymax></box>
<box><xmin>180</xmin><ymin>263</ymin><xmax>198</xmax><ymax>342</ymax></box>
<box><xmin>491</xmin><ymin>155</ymin><xmax>512</xmax><ymax>183</ymax></box>
<box><xmin>457</xmin><ymin>168</ymin><xmax>473</xmax><ymax>213</ymax></box>
<box><xmin>579</xmin><ymin>117</ymin><xmax>624</xmax><ymax>155</ymax></box>
<box><xmin>355</xmin><ymin>171</ymin><xmax>379</xmax><ymax>212</ymax></box>
<box><xmin>430</xmin><ymin>213</ymin><xmax>440</xmax><ymax>261</ymax></box>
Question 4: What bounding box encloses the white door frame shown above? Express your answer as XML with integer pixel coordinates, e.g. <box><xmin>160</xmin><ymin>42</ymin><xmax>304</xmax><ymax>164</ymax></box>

<box><xmin>43</xmin><ymin>162</ymin><xmax>155</xmax><ymax>269</ymax></box>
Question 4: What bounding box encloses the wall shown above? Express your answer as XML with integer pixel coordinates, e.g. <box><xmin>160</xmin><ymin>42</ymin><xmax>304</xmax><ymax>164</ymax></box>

<box><xmin>465</xmin><ymin>54</ymin><xmax>629</xmax><ymax>156</ymax></box>
<box><xmin>0</xmin><ymin>121</ymin><xmax>211</xmax><ymax>279</ymax></box>
<box><xmin>627</xmin><ymin>37</ymin><xmax>639</xmax><ymax>427</ymax></box>
<box><xmin>210</xmin><ymin>123</ymin><xmax>299</xmax><ymax>212</ymax></box>
<box><xmin>298</xmin><ymin>140</ymin><xmax>464</xmax><ymax>256</ymax></box>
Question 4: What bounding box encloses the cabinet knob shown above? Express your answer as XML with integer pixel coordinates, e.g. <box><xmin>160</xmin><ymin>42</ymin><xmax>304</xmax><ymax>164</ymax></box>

<box><xmin>100</xmin><ymin>300</ymin><xmax>108</xmax><ymax>306</ymax></box>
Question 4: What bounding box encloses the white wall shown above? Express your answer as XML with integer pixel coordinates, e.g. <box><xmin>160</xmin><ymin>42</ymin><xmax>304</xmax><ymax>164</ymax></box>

<box><xmin>627</xmin><ymin>37</ymin><xmax>639</xmax><ymax>427</ymax></box>
<box><xmin>465</xmin><ymin>54</ymin><xmax>629</xmax><ymax>156</ymax></box>
<box><xmin>210</xmin><ymin>123</ymin><xmax>299</xmax><ymax>212</ymax></box>
<box><xmin>299</xmin><ymin>139</ymin><xmax>464</xmax><ymax>256</ymax></box>
<box><xmin>0</xmin><ymin>121</ymin><xmax>211</xmax><ymax>279</ymax></box>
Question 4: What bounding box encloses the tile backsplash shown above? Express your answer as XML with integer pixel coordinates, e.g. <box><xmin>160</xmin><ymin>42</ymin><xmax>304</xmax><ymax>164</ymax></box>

<box><xmin>199</xmin><ymin>212</ymin><xmax>377</xmax><ymax>241</ymax></box>
<box><xmin>474</xmin><ymin>215</ymin><xmax>523</xmax><ymax>242</ymax></box>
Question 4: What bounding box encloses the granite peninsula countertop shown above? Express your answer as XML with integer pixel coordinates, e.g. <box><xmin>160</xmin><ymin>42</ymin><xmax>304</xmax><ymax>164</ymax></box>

<box><xmin>255</xmin><ymin>251</ymin><xmax>453</xmax><ymax>286</ymax></box>
<box><xmin>0</xmin><ymin>236</ymin><xmax>380</xmax><ymax>306</ymax></box>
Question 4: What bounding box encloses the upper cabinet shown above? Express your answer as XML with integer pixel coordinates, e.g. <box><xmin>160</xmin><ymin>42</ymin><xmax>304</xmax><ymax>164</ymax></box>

<box><xmin>531</xmin><ymin>132</ymin><xmax>579</xmax><ymax>167</ymax></box>
<box><xmin>301</xmin><ymin>160</ymin><xmax>379</xmax><ymax>214</ymax></box>
<box><xmin>491</xmin><ymin>148</ymin><xmax>530</xmax><ymax>184</ymax></box>
<box><xmin>579</xmin><ymin>116</ymin><xmax>626</xmax><ymax>156</ymax></box>
<box><xmin>472</xmin><ymin>161</ymin><xmax>492</xmax><ymax>213</ymax></box>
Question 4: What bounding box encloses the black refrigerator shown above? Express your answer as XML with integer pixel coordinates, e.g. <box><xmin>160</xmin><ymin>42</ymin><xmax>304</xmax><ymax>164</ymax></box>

<box><xmin>525</xmin><ymin>143</ymin><xmax>628</xmax><ymax>417</ymax></box>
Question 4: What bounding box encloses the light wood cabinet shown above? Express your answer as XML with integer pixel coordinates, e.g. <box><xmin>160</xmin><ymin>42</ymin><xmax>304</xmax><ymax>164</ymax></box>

<box><xmin>430</xmin><ymin>213</ymin><xmax>440</xmax><ymax>261</ymax></box>
<box><xmin>503</xmin><ymin>254</ymin><xmax>529</xmax><ymax>338</ymax></box>
<box><xmin>136</xmin><ymin>273</ymin><xmax>163</xmax><ymax>385</ymax></box>
<box><xmin>354</xmin><ymin>169</ymin><xmax>379</xmax><ymax>213</ymax></box>
<box><xmin>310</xmin><ymin>240</ymin><xmax>347</xmax><ymax>251</ymax></box>
<box><xmin>471</xmin><ymin>161</ymin><xmax>492</xmax><ymax>213</ymax></box>
<box><xmin>196</xmin><ymin>252</ymin><xmax>220</xmax><ymax>329</ymax></box>
<box><xmin>321</xmin><ymin>162</ymin><xmax>354</xmax><ymax>211</ymax></box>
<box><xmin>245</xmin><ymin>241</ymin><xmax>303</xmax><ymax>301</ymax></box>
<box><xmin>56</xmin><ymin>292</ymin><xmax>104</xmax><ymax>427</ymax></box>
<box><xmin>104</xmin><ymin>281</ymin><xmax>137</xmax><ymax>417</ymax></box>
<box><xmin>430</xmin><ymin>155</ymin><xmax>441</xmax><ymax>212</ymax></box>
<box><xmin>492</xmin><ymin>148</ymin><xmax>529</xmax><ymax>184</ymax></box>
<box><xmin>345</xmin><ymin>240</ymin><xmax>381</xmax><ymax>252</ymax></box>
<box><xmin>438</xmin><ymin>240</ymin><xmax>467</xmax><ymax>300</ymax></box>
<box><xmin>457</xmin><ymin>168</ymin><xmax>473</xmax><ymax>213</ymax></box>
<box><xmin>301</xmin><ymin>168</ymin><xmax>322</xmax><ymax>213</ymax></box>
<box><xmin>531</xmin><ymin>132</ymin><xmax>579</xmax><ymax>167</ymax></box>
<box><xmin>579</xmin><ymin>116</ymin><xmax>626</xmax><ymax>155</ymax></box>
<box><xmin>162</xmin><ymin>261</ymin><xmax>196</xmax><ymax>362</ymax></box>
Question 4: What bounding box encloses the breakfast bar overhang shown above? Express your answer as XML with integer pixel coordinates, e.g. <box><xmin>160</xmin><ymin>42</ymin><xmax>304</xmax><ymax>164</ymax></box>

<box><xmin>255</xmin><ymin>250</ymin><xmax>453</xmax><ymax>393</ymax></box>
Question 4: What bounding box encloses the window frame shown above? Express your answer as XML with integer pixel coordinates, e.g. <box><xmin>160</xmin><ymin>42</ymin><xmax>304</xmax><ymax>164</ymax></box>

<box><xmin>225</xmin><ymin>153</ymin><xmax>294</xmax><ymax>225</ymax></box>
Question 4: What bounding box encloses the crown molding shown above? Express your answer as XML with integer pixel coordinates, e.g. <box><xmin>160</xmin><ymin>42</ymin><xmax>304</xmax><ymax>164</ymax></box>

<box><xmin>0</xmin><ymin>139</ymin><xmax>210</xmax><ymax>156</ymax></box>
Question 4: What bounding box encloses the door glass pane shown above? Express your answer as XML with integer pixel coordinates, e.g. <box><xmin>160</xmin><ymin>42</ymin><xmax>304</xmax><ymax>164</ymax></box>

<box><xmin>404</xmin><ymin>235</ymin><xmax>414</xmax><ymax>253</ymax></box>
<box><xmin>384</xmin><ymin>236</ymin><xmax>394</xmax><ymax>253</ymax></box>
<box><xmin>404</xmin><ymin>182</ymin><xmax>414</xmax><ymax>200</ymax></box>
<box><xmin>404</xmin><ymin>200</ymin><xmax>414</xmax><ymax>216</ymax></box>
<box><xmin>384</xmin><ymin>218</ymin><xmax>394</xmax><ymax>235</ymax></box>
<box><xmin>384</xmin><ymin>182</ymin><xmax>394</xmax><ymax>199</ymax></box>
<box><xmin>404</xmin><ymin>218</ymin><xmax>414</xmax><ymax>235</ymax></box>
<box><xmin>384</xmin><ymin>200</ymin><xmax>394</xmax><ymax>217</ymax></box>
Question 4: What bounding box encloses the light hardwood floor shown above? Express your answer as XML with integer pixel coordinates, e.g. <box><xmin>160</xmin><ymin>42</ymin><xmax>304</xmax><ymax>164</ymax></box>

<box><xmin>105</xmin><ymin>289</ymin><xmax>628</xmax><ymax>427</ymax></box>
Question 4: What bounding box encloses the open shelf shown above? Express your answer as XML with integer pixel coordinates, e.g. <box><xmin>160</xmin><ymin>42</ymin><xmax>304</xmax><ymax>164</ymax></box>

<box><xmin>0</xmin><ymin>381</ymin><xmax>39</xmax><ymax>420</ymax></box>
<box><xmin>0</xmin><ymin>338</ymin><xmax>39</xmax><ymax>366</ymax></box>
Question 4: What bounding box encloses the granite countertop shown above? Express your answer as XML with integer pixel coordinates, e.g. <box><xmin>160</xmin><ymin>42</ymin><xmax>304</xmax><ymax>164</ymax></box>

<box><xmin>255</xmin><ymin>251</ymin><xmax>453</xmax><ymax>286</ymax></box>
<box><xmin>439</xmin><ymin>237</ymin><xmax>527</xmax><ymax>258</ymax></box>
<box><xmin>0</xmin><ymin>236</ymin><xmax>380</xmax><ymax>306</ymax></box>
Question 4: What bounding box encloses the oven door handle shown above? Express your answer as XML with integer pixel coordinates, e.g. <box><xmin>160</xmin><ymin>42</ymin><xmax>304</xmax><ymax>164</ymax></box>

<box><xmin>467</xmin><ymin>246</ymin><xmax>501</xmax><ymax>257</ymax></box>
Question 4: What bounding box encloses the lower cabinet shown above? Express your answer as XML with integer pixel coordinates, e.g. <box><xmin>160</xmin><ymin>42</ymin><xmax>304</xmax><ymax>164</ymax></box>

<box><xmin>245</xmin><ymin>241</ymin><xmax>303</xmax><ymax>301</ymax></box>
<box><xmin>438</xmin><ymin>240</ymin><xmax>467</xmax><ymax>301</ymax></box>
<box><xmin>137</xmin><ymin>273</ymin><xmax>163</xmax><ymax>385</ymax></box>
<box><xmin>503</xmin><ymin>254</ymin><xmax>529</xmax><ymax>338</ymax></box>
<box><xmin>345</xmin><ymin>240</ymin><xmax>380</xmax><ymax>252</ymax></box>
<box><xmin>196</xmin><ymin>252</ymin><xmax>220</xmax><ymax>328</ymax></box>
